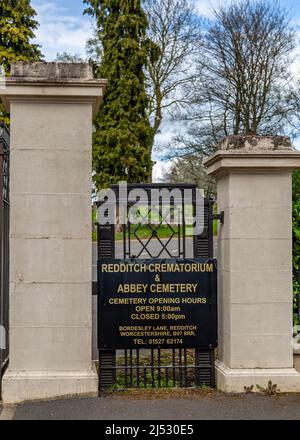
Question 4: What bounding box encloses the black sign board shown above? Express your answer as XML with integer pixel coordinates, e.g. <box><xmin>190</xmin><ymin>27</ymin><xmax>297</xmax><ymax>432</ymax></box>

<box><xmin>98</xmin><ymin>258</ymin><xmax>217</xmax><ymax>350</ymax></box>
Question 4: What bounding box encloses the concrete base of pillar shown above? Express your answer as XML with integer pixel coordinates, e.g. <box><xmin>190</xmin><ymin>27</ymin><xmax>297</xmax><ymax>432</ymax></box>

<box><xmin>216</xmin><ymin>360</ymin><xmax>300</xmax><ymax>393</ymax></box>
<box><xmin>2</xmin><ymin>366</ymin><xmax>98</xmax><ymax>403</ymax></box>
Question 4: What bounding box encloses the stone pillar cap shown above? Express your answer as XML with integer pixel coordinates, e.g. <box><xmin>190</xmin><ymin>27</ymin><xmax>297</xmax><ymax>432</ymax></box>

<box><xmin>0</xmin><ymin>62</ymin><xmax>107</xmax><ymax>115</ymax></box>
<box><xmin>218</xmin><ymin>135</ymin><xmax>292</xmax><ymax>151</ymax></box>
<box><xmin>204</xmin><ymin>135</ymin><xmax>300</xmax><ymax>178</ymax></box>
<box><xmin>10</xmin><ymin>61</ymin><xmax>95</xmax><ymax>81</ymax></box>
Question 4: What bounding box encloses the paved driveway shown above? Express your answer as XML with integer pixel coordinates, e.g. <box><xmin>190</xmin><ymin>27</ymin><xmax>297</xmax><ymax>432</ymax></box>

<box><xmin>2</xmin><ymin>392</ymin><xmax>300</xmax><ymax>420</ymax></box>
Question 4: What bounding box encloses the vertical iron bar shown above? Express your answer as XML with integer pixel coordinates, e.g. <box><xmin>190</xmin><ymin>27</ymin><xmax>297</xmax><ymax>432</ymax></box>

<box><xmin>130</xmin><ymin>349</ymin><xmax>133</xmax><ymax>387</ymax></box>
<box><xmin>208</xmin><ymin>199</ymin><xmax>214</xmax><ymax>258</ymax></box>
<box><xmin>0</xmin><ymin>128</ymin><xmax>10</xmax><ymax>401</ymax></box>
<box><xmin>179</xmin><ymin>348</ymin><xmax>183</xmax><ymax>387</ymax></box>
<box><xmin>210</xmin><ymin>349</ymin><xmax>216</xmax><ymax>388</ymax></box>
<box><xmin>123</xmin><ymin>216</ymin><xmax>126</xmax><ymax>259</ymax></box>
<box><xmin>195</xmin><ymin>349</ymin><xmax>200</xmax><ymax>387</ymax></box>
<box><xmin>192</xmin><ymin>188</ymin><xmax>197</xmax><ymax>258</ymax></box>
<box><xmin>128</xmin><ymin>219</ymin><xmax>131</xmax><ymax>258</ymax></box>
<box><xmin>97</xmin><ymin>187</ymin><xmax>117</xmax><ymax>392</ymax></box>
<box><xmin>184</xmin><ymin>349</ymin><xmax>188</xmax><ymax>387</ymax></box>
<box><xmin>98</xmin><ymin>221</ymin><xmax>117</xmax><ymax>391</ymax></box>
<box><xmin>193</xmin><ymin>193</ymin><xmax>201</xmax><ymax>388</ymax></box>
<box><xmin>182</xmin><ymin>190</ymin><xmax>186</xmax><ymax>259</ymax></box>
<box><xmin>151</xmin><ymin>349</ymin><xmax>155</xmax><ymax>387</ymax></box>
<box><xmin>178</xmin><ymin>223</ymin><xmax>181</xmax><ymax>258</ymax></box>
<box><xmin>124</xmin><ymin>349</ymin><xmax>128</xmax><ymax>388</ymax></box>
<box><xmin>158</xmin><ymin>349</ymin><xmax>161</xmax><ymax>387</ymax></box>
<box><xmin>298</xmin><ymin>265</ymin><xmax>300</xmax><ymax>329</ymax></box>
<box><xmin>165</xmin><ymin>367</ymin><xmax>169</xmax><ymax>387</ymax></box>
<box><xmin>0</xmin><ymin>147</ymin><xmax>4</xmax><ymax>400</ymax></box>
<box><xmin>136</xmin><ymin>349</ymin><xmax>140</xmax><ymax>388</ymax></box>
<box><xmin>172</xmin><ymin>349</ymin><xmax>176</xmax><ymax>386</ymax></box>
<box><xmin>194</xmin><ymin>198</ymin><xmax>216</xmax><ymax>388</ymax></box>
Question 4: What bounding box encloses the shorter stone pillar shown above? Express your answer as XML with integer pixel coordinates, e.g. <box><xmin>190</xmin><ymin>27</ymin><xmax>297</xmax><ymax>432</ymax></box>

<box><xmin>204</xmin><ymin>136</ymin><xmax>300</xmax><ymax>392</ymax></box>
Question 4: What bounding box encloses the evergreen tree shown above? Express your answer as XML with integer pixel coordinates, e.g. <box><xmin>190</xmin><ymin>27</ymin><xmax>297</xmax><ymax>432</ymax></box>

<box><xmin>84</xmin><ymin>0</ymin><xmax>153</xmax><ymax>188</ymax></box>
<box><xmin>0</xmin><ymin>0</ymin><xmax>42</xmax><ymax>124</ymax></box>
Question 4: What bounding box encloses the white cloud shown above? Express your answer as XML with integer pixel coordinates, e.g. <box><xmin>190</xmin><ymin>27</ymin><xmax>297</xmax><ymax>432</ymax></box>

<box><xmin>153</xmin><ymin>161</ymin><xmax>172</xmax><ymax>182</ymax></box>
<box><xmin>195</xmin><ymin>0</ymin><xmax>225</xmax><ymax>18</ymax></box>
<box><xmin>32</xmin><ymin>1</ymin><xmax>94</xmax><ymax>61</ymax></box>
<box><xmin>31</xmin><ymin>0</ymin><xmax>223</xmax><ymax>61</ymax></box>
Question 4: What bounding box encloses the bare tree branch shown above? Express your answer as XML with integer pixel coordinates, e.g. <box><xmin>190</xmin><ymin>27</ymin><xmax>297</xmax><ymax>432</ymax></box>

<box><xmin>173</xmin><ymin>0</ymin><xmax>296</xmax><ymax>156</ymax></box>
<box><xmin>144</xmin><ymin>0</ymin><xmax>201</xmax><ymax>154</ymax></box>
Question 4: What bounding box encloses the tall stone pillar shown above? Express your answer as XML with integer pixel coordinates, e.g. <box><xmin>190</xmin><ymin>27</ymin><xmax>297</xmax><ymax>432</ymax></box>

<box><xmin>0</xmin><ymin>62</ymin><xmax>107</xmax><ymax>403</ymax></box>
<box><xmin>204</xmin><ymin>136</ymin><xmax>300</xmax><ymax>392</ymax></box>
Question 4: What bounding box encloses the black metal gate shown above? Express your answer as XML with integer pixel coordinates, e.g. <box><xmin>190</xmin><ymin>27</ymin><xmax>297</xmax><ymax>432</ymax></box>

<box><xmin>97</xmin><ymin>184</ymin><xmax>218</xmax><ymax>391</ymax></box>
<box><xmin>0</xmin><ymin>124</ymin><xmax>9</xmax><ymax>399</ymax></box>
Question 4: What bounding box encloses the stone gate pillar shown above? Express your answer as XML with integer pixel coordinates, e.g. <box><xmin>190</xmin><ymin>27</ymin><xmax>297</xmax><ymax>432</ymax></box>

<box><xmin>204</xmin><ymin>136</ymin><xmax>300</xmax><ymax>392</ymax></box>
<box><xmin>0</xmin><ymin>62</ymin><xmax>107</xmax><ymax>403</ymax></box>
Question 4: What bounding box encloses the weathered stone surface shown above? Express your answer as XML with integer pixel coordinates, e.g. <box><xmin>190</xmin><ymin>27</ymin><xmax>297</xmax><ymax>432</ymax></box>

<box><xmin>1</xmin><ymin>66</ymin><xmax>107</xmax><ymax>115</ymax></box>
<box><xmin>11</xmin><ymin>61</ymin><xmax>94</xmax><ymax>81</ymax></box>
<box><xmin>218</xmin><ymin>135</ymin><xmax>292</xmax><ymax>151</ymax></box>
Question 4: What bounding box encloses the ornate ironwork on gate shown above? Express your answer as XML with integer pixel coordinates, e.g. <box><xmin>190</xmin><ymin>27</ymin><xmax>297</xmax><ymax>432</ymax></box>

<box><xmin>96</xmin><ymin>183</ymin><xmax>219</xmax><ymax>392</ymax></box>
<box><xmin>0</xmin><ymin>124</ymin><xmax>9</xmax><ymax>399</ymax></box>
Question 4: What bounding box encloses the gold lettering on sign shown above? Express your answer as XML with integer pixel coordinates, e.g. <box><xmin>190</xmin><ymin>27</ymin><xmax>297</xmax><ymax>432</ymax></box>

<box><xmin>115</xmin><ymin>283</ymin><xmax>199</xmax><ymax>294</ymax></box>
<box><xmin>101</xmin><ymin>263</ymin><xmax>214</xmax><ymax>273</ymax></box>
<box><xmin>117</xmin><ymin>284</ymin><xmax>148</xmax><ymax>294</ymax></box>
<box><xmin>149</xmin><ymin>284</ymin><xmax>198</xmax><ymax>293</ymax></box>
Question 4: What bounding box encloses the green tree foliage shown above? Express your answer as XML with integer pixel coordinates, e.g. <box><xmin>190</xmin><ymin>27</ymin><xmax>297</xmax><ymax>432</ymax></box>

<box><xmin>0</xmin><ymin>0</ymin><xmax>42</xmax><ymax>124</ymax></box>
<box><xmin>293</xmin><ymin>170</ymin><xmax>300</xmax><ymax>327</ymax></box>
<box><xmin>84</xmin><ymin>0</ymin><xmax>153</xmax><ymax>188</ymax></box>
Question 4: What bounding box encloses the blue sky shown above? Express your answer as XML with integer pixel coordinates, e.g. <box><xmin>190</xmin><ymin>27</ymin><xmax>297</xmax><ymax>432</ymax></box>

<box><xmin>31</xmin><ymin>0</ymin><xmax>94</xmax><ymax>60</ymax></box>
<box><xmin>32</xmin><ymin>0</ymin><xmax>300</xmax><ymax>61</ymax></box>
